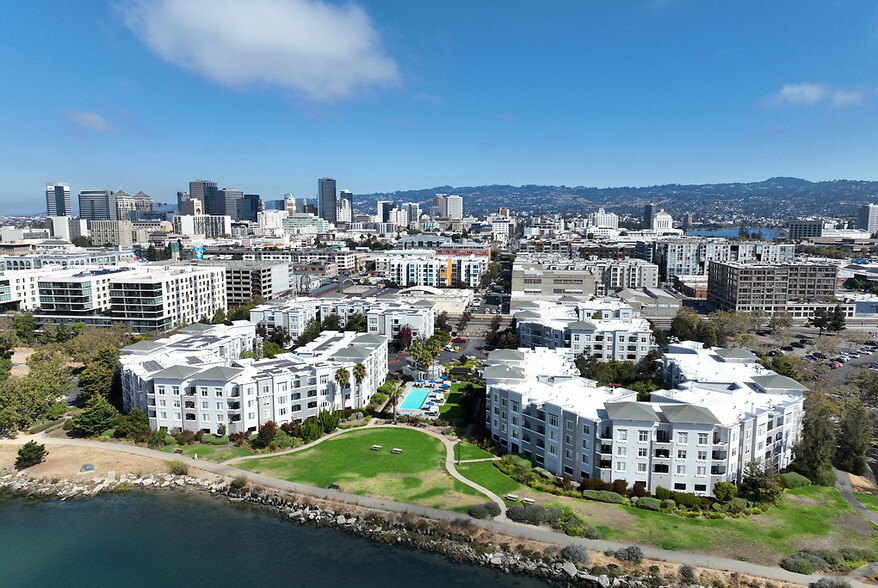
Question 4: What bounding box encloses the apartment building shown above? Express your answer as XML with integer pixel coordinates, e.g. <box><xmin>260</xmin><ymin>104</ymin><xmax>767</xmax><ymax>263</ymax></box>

<box><xmin>707</xmin><ymin>261</ymin><xmax>850</xmax><ymax>319</ymax></box>
<box><xmin>514</xmin><ymin>298</ymin><xmax>655</xmax><ymax>362</ymax></box>
<box><xmin>0</xmin><ymin>247</ymin><xmax>132</xmax><ymax>271</ymax></box>
<box><xmin>90</xmin><ymin>220</ymin><xmax>135</xmax><ymax>247</ymax></box>
<box><xmin>250</xmin><ymin>296</ymin><xmax>435</xmax><ymax>339</ymax></box>
<box><xmin>370</xmin><ymin>250</ymin><xmax>488</xmax><ymax>288</ymax></box>
<box><xmin>638</xmin><ymin>239</ymin><xmax>796</xmax><ymax>278</ymax></box>
<box><xmin>173</xmin><ymin>215</ymin><xmax>232</xmax><ymax>238</ymax></box>
<box><xmin>199</xmin><ymin>260</ymin><xmax>290</xmax><ymax>307</ymax></box>
<box><xmin>121</xmin><ymin>325</ymin><xmax>388</xmax><ymax>434</ymax></box>
<box><xmin>511</xmin><ymin>258</ymin><xmax>599</xmax><ymax>302</ymax></box>
<box><xmin>484</xmin><ymin>342</ymin><xmax>805</xmax><ymax>496</ymax></box>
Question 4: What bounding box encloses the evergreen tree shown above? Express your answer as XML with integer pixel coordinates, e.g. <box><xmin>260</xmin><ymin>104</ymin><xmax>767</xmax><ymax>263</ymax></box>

<box><xmin>73</xmin><ymin>394</ymin><xmax>119</xmax><ymax>437</ymax></box>
<box><xmin>15</xmin><ymin>441</ymin><xmax>48</xmax><ymax>469</ymax></box>
<box><xmin>792</xmin><ymin>394</ymin><xmax>836</xmax><ymax>485</ymax></box>
<box><xmin>836</xmin><ymin>399</ymin><xmax>872</xmax><ymax>475</ymax></box>
<box><xmin>739</xmin><ymin>461</ymin><xmax>784</xmax><ymax>504</ymax></box>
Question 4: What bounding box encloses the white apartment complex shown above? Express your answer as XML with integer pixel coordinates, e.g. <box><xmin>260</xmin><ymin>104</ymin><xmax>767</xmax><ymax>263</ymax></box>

<box><xmin>515</xmin><ymin>299</ymin><xmax>655</xmax><ymax>362</ymax></box>
<box><xmin>370</xmin><ymin>249</ymin><xmax>489</xmax><ymax>288</ymax></box>
<box><xmin>638</xmin><ymin>239</ymin><xmax>796</xmax><ymax>278</ymax></box>
<box><xmin>484</xmin><ymin>342</ymin><xmax>805</xmax><ymax>496</ymax></box>
<box><xmin>121</xmin><ymin>324</ymin><xmax>389</xmax><ymax>435</ymax></box>
<box><xmin>250</xmin><ymin>296</ymin><xmax>435</xmax><ymax>340</ymax></box>
<box><xmin>173</xmin><ymin>215</ymin><xmax>232</xmax><ymax>238</ymax></box>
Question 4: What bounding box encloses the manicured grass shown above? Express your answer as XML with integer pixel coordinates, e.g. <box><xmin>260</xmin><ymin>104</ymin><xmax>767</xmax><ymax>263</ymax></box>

<box><xmin>439</xmin><ymin>388</ymin><xmax>464</xmax><ymax>422</ymax></box>
<box><xmin>457</xmin><ymin>461</ymin><xmax>525</xmax><ymax>496</ymax></box>
<box><xmin>459</xmin><ymin>461</ymin><xmax>878</xmax><ymax>564</ymax></box>
<box><xmin>240</xmin><ymin>428</ymin><xmax>486</xmax><ymax>512</ymax></box>
<box><xmin>455</xmin><ymin>442</ymin><xmax>494</xmax><ymax>461</ymax></box>
<box><xmin>854</xmin><ymin>492</ymin><xmax>878</xmax><ymax>514</ymax></box>
<box><xmin>161</xmin><ymin>444</ymin><xmax>253</xmax><ymax>463</ymax></box>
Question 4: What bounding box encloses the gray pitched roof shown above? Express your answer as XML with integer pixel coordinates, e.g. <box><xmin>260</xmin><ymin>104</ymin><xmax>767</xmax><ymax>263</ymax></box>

<box><xmin>196</xmin><ymin>366</ymin><xmax>245</xmax><ymax>381</ymax></box>
<box><xmin>516</xmin><ymin>301</ymin><xmax>540</xmax><ymax>308</ymax></box>
<box><xmin>714</xmin><ymin>348</ymin><xmax>757</xmax><ymax>360</ymax></box>
<box><xmin>482</xmin><ymin>365</ymin><xmax>525</xmax><ymax>380</ymax></box>
<box><xmin>353</xmin><ymin>333</ymin><xmax>387</xmax><ymax>345</ymax></box>
<box><xmin>180</xmin><ymin>323</ymin><xmax>214</xmax><ymax>334</ymax></box>
<box><xmin>567</xmin><ymin>321</ymin><xmax>597</xmax><ymax>330</ymax></box>
<box><xmin>152</xmin><ymin>365</ymin><xmax>203</xmax><ymax>380</ymax></box>
<box><xmin>412</xmin><ymin>300</ymin><xmax>435</xmax><ymax>308</ymax></box>
<box><xmin>558</xmin><ymin>295</ymin><xmax>581</xmax><ymax>302</ymax></box>
<box><xmin>604</xmin><ymin>402</ymin><xmax>660</xmax><ymax>421</ymax></box>
<box><xmin>488</xmin><ymin>349</ymin><xmax>525</xmax><ymax>361</ymax></box>
<box><xmin>330</xmin><ymin>346</ymin><xmax>371</xmax><ymax>361</ymax></box>
<box><xmin>661</xmin><ymin>404</ymin><xmax>720</xmax><ymax>425</ymax></box>
<box><xmin>751</xmin><ymin>374</ymin><xmax>806</xmax><ymax>391</ymax></box>
<box><xmin>514</xmin><ymin>310</ymin><xmax>540</xmax><ymax>320</ymax></box>
<box><xmin>123</xmin><ymin>340</ymin><xmax>164</xmax><ymax>352</ymax></box>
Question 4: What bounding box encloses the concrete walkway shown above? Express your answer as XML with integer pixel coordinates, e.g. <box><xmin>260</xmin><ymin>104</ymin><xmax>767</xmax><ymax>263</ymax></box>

<box><xmin>834</xmin><ymin>468</ymin><xmax>878</xmax><ymax>525</ymax></box>
<box><xmin>456</xmin><ymin>457</ymin><xmax>502</xmax><ymax>464</ymax></box>
<box><xmin>3</xmin><ymin>433</ymin><xmax>869</xmax><ymax>587</ymax></box>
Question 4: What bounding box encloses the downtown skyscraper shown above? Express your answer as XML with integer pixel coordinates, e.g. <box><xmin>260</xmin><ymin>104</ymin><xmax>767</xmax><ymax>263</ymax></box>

<box><xmin>318</xmin><ymin>177</ymin><xmax>337</xmax><ymax>224</ymax></box>
<box><xmin>45</xmin><ymin>183</ymin><xmax>72</xmax><ymax>216</ymax></box>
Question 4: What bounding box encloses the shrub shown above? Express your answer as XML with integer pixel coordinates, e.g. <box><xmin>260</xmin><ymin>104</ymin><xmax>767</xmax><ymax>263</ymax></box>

<box><xmin>201</xmin><ymin>434</ymin><xmax>229</xmax><ymax>445</ymax></box>
<box><xmin>229</xmin><ymin>432</ymin><xmax>250</xmax><ymax>447</ymax></box>
<box><xmin>780</xmin><ymin>551</ymin><xmax>828</xmax><ymax>575</ymax></box>
<box><xmin>635</xmin><ymin>497</ymin><xmax>663</xmax><ymax>511</ymax></box>
<box><xmin>468</xmin><ymin>502</ymin><xmax>501</xmax><ymax>519</ymax></box>
<box><xmin>16</xmin><ymin>441</ymin><xmax>48</xmax><ymax>469</ymax></box>
<box><xmin>46</xmin><ymin>402</ymin><xmax>68</xmax><ymax>420</ymax></box>
<box><xmin>583</xmin><ymin>526</ymin><xmax>603</xmax><ymax>539</ymax></box>
<box><xmin>167</xmin><ymin>460</ymin><xmax>189</xmax><ymax>475</ymax></box>
<box><xmin>810</xmin><ymin>580</ymin><xmax>851</xmax><ymax>588</ymax></box>
<box><xmin>230</xmin><ymin>474</ymin><xmax>249</xmax><ymax>490</ymax></box>
<box><xmin>679</xmin><ymin>565</ymin><xmax>695</xmax><ymax>582</ymax></box>
<box><xmin>631</xmin><ymin>481</ymin><xmax>650</xmax><ymax>497</ymax></box>
<box><xmin>559</xmin><ymin>544</ymin><xmax>589</xmax><ymax>565</ymax></box>
<box><xmin>147</xmin><ymin>428</ymin><xmax>169</xmax><ymax>448</ymax></box>
<box><xmin>781</xmin><ymin>472</ymin><xmax>812</xmax><ymax>489</ymax></box>
<box><xmin>612</xmin><ymin>479</ymin><xmax>629</xmax><ymax>496</ymax></box>
<box><xmin>506</xmin><ymin>503</ymin><xmax>556</xmax><ymax>525</ymax></box>
<box><xmin>614</xmin><ymin>546</ymin><xmax>643</xmax><ymax>563</ymax></box>
<box><xmin>583</xmin><ymin>489</ymin><xmax>626</xmax><ymax>504</ymax></box>
<box><xmin>581</xmin><ymin>477</ymin><xmax>612</xmax><ymax>491</ymax></box>
<box><xmin>533</xmin><ymin>467</ymin><xmax>555</xmax><ymax>480</ymax></box>
<box><xmin>62</xmin><ymin>419</ymin><xmax>74</xmax><ymax>430</ymax></box>
<box><xmin>660</xmin><ymin>499</ymin><xmax>676</xmax><ymax>510</ymax></box>
<box><xmin>713</xmin><ymin>481</ymin><xmax>737</xmax><ymax>502</ymax></box>
<box><xmin>671</xmin><ymin>492</ymin><xmax>702</xmax><ymax>509</ymax></box>
<box><xmin>712</xmin><ymin>502</ymin><xmax>729</xmax><ymax>513</ymax></box>
<box><xmin>655</xmin><ymin>486</ymin><xmax>671</xmax><ymax>500</ymax></box>
<box><xmin>174</xmin><ymin>430</ymin><xmax>197</xmax><ymax>445</ymax></box>
<box><xmin>28</xmin><ymin>418</ymin><xmax>64</xmax><ymax>435</ymax></box>
<box><xmin>727</xmin><ymin>497</ymin><xmax>748</xmax><ymax>514</ymax></box>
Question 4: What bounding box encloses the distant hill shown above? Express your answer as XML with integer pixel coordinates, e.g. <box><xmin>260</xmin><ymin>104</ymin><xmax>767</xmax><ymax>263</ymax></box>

<box><xmin>355</xmin><ymin>177</ymin><xmax>878</xmax><ymax>221</ymax></box>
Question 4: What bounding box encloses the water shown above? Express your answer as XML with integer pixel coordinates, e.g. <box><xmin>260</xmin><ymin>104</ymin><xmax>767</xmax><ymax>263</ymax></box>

<box><xmin>400</xmin><ymin>387</ymin><xmax>433</xmax><ymax>410</ymax></box>
<box><xmin>0</xmin><ymin>491</ymin><xmax>547</xmax><ymax>588</ymax></box>
<box><xmin>687</xmin><ymin>228</ymin><xmax>778</xmax><ymax>239</ymax></box>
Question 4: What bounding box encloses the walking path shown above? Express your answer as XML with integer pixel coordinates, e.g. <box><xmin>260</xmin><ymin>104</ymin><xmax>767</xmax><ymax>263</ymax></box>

<box><xmin>2</xmin><ymin>433</ymin><xmax>869</xmax><ymax>587</ymax></box>
<box><xmin>834</xmin><ymin>468</ymin><xmax>878</xmax><ymax>525</ymax></box>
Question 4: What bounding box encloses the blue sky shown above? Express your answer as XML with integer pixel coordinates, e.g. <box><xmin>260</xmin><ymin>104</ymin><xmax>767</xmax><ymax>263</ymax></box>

<box><xmin>3</xmin><ymin>0</ymin><xmax>878</xmax><ymax>214</ymax></box>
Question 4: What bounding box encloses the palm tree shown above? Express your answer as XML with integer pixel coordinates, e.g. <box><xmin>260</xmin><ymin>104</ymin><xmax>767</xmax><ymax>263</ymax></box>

<box><xmin>352</xmin><ymin>363</ymin><xmax>367</xmax><ymax>409</ymax></box>
<box><xmin>334</xmin><ymin>367</ymin><xmax>350</xmax><ymax>410</ymax></box>
<box><xmin>385</xmin><ymin>379</ymin><xmax>404</xmax><ymax>423</ymax></box>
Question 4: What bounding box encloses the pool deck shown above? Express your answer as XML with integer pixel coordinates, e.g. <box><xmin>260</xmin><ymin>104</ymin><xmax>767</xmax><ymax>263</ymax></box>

<box><xmin>399</xmin><ymin>385</ymin><xmax>447</xmax><ymax>418</ymax></box>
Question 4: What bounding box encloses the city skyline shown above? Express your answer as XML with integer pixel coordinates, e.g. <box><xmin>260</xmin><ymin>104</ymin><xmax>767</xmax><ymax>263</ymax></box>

<box><xmin>4</xmin><ymin>1</ymin><xmax>878</xmax><ymax>213</ymax></box>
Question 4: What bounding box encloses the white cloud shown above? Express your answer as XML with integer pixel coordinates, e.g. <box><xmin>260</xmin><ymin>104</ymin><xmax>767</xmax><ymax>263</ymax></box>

<box><xmin>117</xmin><ymin>0</ymin><xmax>401</xmax><ymax>103</ymax></box>
<box><xmin>762</xmin><ymin>83</ymin><xmax>864</xmax><ymax>109</ymax></box>
<box><xmin>63</xmin><ymin>110</ymin><xmax>116</xmax><ymax>132</ymax></box>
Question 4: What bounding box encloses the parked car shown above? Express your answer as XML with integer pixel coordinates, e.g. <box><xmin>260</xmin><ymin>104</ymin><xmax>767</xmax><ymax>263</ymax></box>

<box><xmin>766</xmin><ymin>349</ymin><xmax>782</xmax><ymax>357</ymax></box>
<box><xmin>781</xmin><ymin>345</ymin><xmax>794</xmax><ymax>351</ymax></box>
<box><xmin>830</xmin><ymin>361</ymin><xmax>842</xmax><ymax>368</ymax></box>
<box><xmin>804</xmin><ymin>355</ymin><xmax>817</xmax><ymax>361</ymax></box>
<box><xmin>813</xmin><ymin>352</ymin><xmax>828</xmax><ymax>359</ymax></box>
<box><xmin>452</xmin><ymin>337</ymin><xmax>467</xmax><ymax>343</ymax></box>
<box><xmin>791</xmin><ymin>342</ymin><xmax>806</xmax><ymax>349</ymax></box>
<box><xmin>800</xmin><ymin>338</ymin><xmax>816</xmax><ymax>344</ymax></box>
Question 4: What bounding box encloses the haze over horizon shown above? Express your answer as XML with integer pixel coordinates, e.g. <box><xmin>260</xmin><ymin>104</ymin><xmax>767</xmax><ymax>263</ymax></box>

<box><xmin>3</xmin><ymin>1</ymin><xmax>878</xmax><ymax>212</ymax></box>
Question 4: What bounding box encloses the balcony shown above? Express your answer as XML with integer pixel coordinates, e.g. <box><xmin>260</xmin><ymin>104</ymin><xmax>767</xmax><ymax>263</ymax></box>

<box><xmin>654</xmin><ymin>449</ymin><xmax>670</xmax><ymax>459</ymax></box>
<box><xmin>711</xmin><ymin>466</ymin><xmax>727</xmax><ymax>475</ymax></box>
<box><xmin>598</xmin><ymin>429</ymin><xmax>612</xmax><ymax>440</ymax></box>
<box><xmin>712</xmin><ymin>451</ymin><xmax>727</xmax><ymax>461</ymax></box>
<box><xmin>653</xmin><ymin>464</ymin><xmax>669</xmax><ymax>473</ymax></box>
<box><xmin>599</xmin><ymin>444</ymin><xmax>612</xmax><ymax>456</ymax></box>
<box><xmin>598</xmin><ymin>460</ymin><xmax>612</xmax><ymax>470</ymax></box>
<box><xmin>227</xmin><ymin>402</ymin><xmax>240</xmax><ymax>410</ymax></box>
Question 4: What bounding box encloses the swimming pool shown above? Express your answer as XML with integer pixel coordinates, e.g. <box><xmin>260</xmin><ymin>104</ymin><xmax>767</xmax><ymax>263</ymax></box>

<box><xmin>400</xmin><ymin>387</ymin><xmax>432</xmax><ymax>411</ymax></box>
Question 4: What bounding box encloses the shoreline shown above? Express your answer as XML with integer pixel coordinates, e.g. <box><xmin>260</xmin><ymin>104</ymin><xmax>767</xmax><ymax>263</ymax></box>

<box><xmin>0</xmin><ymin>470</ymin><xmax>805</xmax><ymax>588</ymax></box>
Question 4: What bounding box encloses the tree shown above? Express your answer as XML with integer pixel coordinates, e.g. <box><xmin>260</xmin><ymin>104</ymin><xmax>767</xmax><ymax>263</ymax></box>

<box><xmin>78</xmin><ymin>346</ymin><xmax>121</xmax><ymax>400</ymax></box>
<box><xmin>262</xmin><ymin>341</ymin><xmax>284</xmax><ymax>358</ymax></box>
<box><xmin>321</xmin><ymin>314</ymin><xmax>341</xmax><ymax>331</ymax></box>
<box><xmin>695</xmin><ymin>321</ymin><xmax>717</xmax><ymax>348</ymax></box>
<box><xmin>268</xmin><ymin>326</ymin><xmax>291</xmax><ymax>348</ymax></box>
<box><xmin>836</xmin><ymin>398</ymin><xmax>872</xmax><ymax>475</ymax></box>
<box><xmin>384</xmin><ymin>379</ymin><xmax>404</xmax><ymax>423</ymax></box>
<box><xmin>435</xmin><ymin>311</ymin><xmax>452</xmax><ymax>332</ymax></box>
<box><xmin>115</xmin><ymin>408</ymin><xmax>151</xmax><ymax>440</ymax></box>
<box><xmin>71</xmin><ymin>235</ymin><xmax>92</xmax><ymax>247</ymax></box>
<box><xmin>12</xmin><ymin>313</ymin><xmax>37</xmax><ymax>343</ymax></box>
<box><xmin>16</xmin><ymin>441</ymin><xmax>48</xmax><ymax>469</ymax></box>
<box><xmin>810</xmin><ymin>307</ymin><xmax>844</xmax><ymax>336</ymax></box>
<box><xmin>317</xmin><ymin>409</ymin><xmax>341</xmax><ymax>433</ymax></box>
<box><xmin>739</xmin><ymin>461</ymin><xmax>784</xmax><ymax>504</ymax></box>
<box><xmin>670</xmin><ymin>308</ymin><xmax>700</xmax><ymax>341</ymax></box>
<box><xmin>296</xmin><ymin>319</ymin><xmax>323</xmax><ymax>347</ymax></box>
<box><xmin>749</xmin><ymin>309</ymin><xmax>768</xmax><ymax>331</ymax></box>
<box><xmin>791</xmin><ymin>392</ymin><xmax>836</xmax><ymax>485</ymax></box>
<box><xmin>830</xmin><ymin>305</ymin><xmax>847</xmax><ymax>333</ymax></box>
<box><xmin>334</xmin><ymin>367</ymin><xmax>350</xmax><ymax>409</ymax></box>
<box><xmin>395</xmin><ymin>326</ymin><xmax>413</xmax><ymax>349</ymax></box>
<box><xmin>255</xmin><ymin>420</ymin><xmax>277</xmax><ymax>448</ymax></box>
<box><xmin>344</xmin><ymin>313</ymin><xmax>367</xmax><ymax>332</ymax></box>
<box><xmin>769</xmin><ymin>311</ymin><xmax>793</xmax><ymax>334</ymax></box>
<box><xmin>352</xmin><ymin>363</ymin><xmax>367</xmax><ymax>408</ymax></box>
<box><xmin>709</xmin><ymin>310</ymin><xmax>751</xmax><ymax>347</ymax></box>
<box><xmin>73</xmin><ymin>394</ymin><xmax>119</xmax><ymax>437</ymax></box>
<box><xmin>713</xmin><ymin>481</ymin><xmax>737</xmax><ymax>502</ymax></box>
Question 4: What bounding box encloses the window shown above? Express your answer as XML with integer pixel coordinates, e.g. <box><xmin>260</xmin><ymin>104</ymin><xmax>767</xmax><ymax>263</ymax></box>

<box><xmin>581</xmin><ymin>439</ymin><xmax>589</xmax><ymax>450</ymax></box>
<box><xmin>617</xmin><ymin>429</ymin><xmax>628</xmax><ymax>441</ymax></box>
<box><xmin>676</xmin><ymin>465</ymin><xmax>686</xmax><ymax>475</ymax></box>
<box><xmin>637</xmin><ymin>463</ymin><xmax>647</xmax><ymax>473</ymax></box>
<box><xmin>565</xmin><ymin>421</ymin><xmax>573</xmax><ymax>431</ymax></box>
<box><xmin>616</xmin><ymin>462</ymin><xmax>626</xmax><ymax>472</ymax></box>
<box><xmin>548</xmin><ymin>414</ymin><xmax>559</xmax><ymax>427</ymax></box>
<box><xmin>172</xmin><ymin>386</ymin><xmax>179</xmax><ymax>395</ymax></box>
<box><xmin>582</xmin><ymin>424</ymin><xmax>590</xmax><ymax>435</ymax></box>
<box><xmin>549</xmin><ymin>445</ymin><xmax>557</xmax><ymax>455</ymax></box>
<box><xmin>677</xmin><ymin>432</ymin><xmax>688</xmax><ymax>444</ymax></box>
<box><xmin>292</xmin><ymin>404</ymin><xmax>301</xmax><ymax>412</ymax></box>
<box><xmin>564</xmin><ymin>449</ymin><xmax>572</xmax><ymax>459</ymax></box>
<box><xmin>215</xmin><ymin>388</ymin><xmax>223</xmax><ymax>397</ymax></box>
<box><xmin>200</xmin><ymin>387</ymin><xmax>208</xmax><ymax>396</ymax></box>
<box><xmin>698</xmin><ymin>433</ymin><xmax>708</xmax><ymax>445</ymax></box>
<box><xmin>638</xmin><ymin>447</ymin><xmax>648</xmax><ymax>458</ymax></box>
<box><xmin>307</xmin><ymin>401</ymin><xmax>317</xmax><ymax>409</ymax></box>
<box><xmin>157</xmin><ymin>386</ymin><xmax>165</xmax><ymax>395</ymax></box>
<box><xmin>638</xmin><ymin>430</ymin><xmax>649</xmax><ymax>442</ymax></box>
<box><xmin>216</xmin><ymin>403</ymin><xmax>223</xmax><ymax>410</ymax></box>
<box><xmin>696</xmin><ymin>466</ymin><xmax>706</xmax><ymax>477</ymax></box>
<box><xmin>279</xmin><ymin>407</ymin><xmax>287</xmax><ymax>416</ymax></box>
<box><xmin>677</xmin><ymin>450</ymin><xmax>687</xmax><ymax>459</ymax></box>
<box><xmin>616</xmin><ymin>446</ymin><xmax>627</xmax><ymax>457</ymax></box>
<box><xmin>511</xmin><ymin>401</ymin><xmax>519</xmax><ymax>412</ymax></box>
<box><xmin>565</xmin><ymin>434</ymin><xmax>572</xmax><ymax>445</ymax></box>
<box><xmin>697</xmin><ymin>450</ymin><xmax>707</xmax><ymax>461</ymax></box>
<box><xmin>581</xmin><ymin>454</ymin><xmax>589</xmax><ymax>463</ymax></box>
<box><xmin>674</xmin><ymin>483</ymin><xmax>687</xmax><ymax>490</ymax></box>
<box><xmin>201</xmin><ymin>402</ymin><xmax>208</xmax><ymax>409</ymax></box>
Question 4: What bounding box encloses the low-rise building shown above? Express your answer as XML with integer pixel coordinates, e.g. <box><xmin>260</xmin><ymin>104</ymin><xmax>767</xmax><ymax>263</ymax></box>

<box><xmin>121</xmin><ymin>325</ymin><xmax>388</xmax><ymax>434</ymax></box>
<box><xmin>484</xmin><ymin>342</ymin><xmax>805</xmax><ymax>495</ymax></box>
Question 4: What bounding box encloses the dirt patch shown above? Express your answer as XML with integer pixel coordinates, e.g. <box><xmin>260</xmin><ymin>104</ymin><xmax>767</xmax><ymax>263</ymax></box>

<box><xmin>784</xmin><ymin>493</ymin><xmax>822</xmax><ymax>506</ymax></box>
<box><xmin>852</xmin><ymin>474</ymin><xmax>878</xmax><ymax>493</ymax></box>
<box><xmin>9</xmin><ymin>347</ymin><xmax>34</xmax><ymax>377</ymax></box>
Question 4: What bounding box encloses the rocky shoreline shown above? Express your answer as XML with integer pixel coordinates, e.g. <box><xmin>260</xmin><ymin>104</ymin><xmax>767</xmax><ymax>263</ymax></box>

<box><xmin>0</xmin><ymin>471</ymin><xmax>792</xmax><ymax>588</ymax></box>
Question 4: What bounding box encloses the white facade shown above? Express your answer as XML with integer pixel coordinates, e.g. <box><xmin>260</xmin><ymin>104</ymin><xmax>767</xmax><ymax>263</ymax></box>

<box><xmin>371</xmin><ymin>250</ymin><xmax>488</xmax><ymax>288</ymax></box>
<box><xmin>174</xmin><ymin>215</ymin><xmax>232</xmax><ymax>238</ymax></box>
<box><xmin>484</xmin><ymin>342</ymin><xmax>805</xmax><ymax>496</ymax></box>
<box><xmin>651</xmin><ymin>210</ymin><xmax>673</xmax><ymax>231</ymax></box>
<box><xmin>515</xmin><ymin>299</ymin><xmax>655</xmax><ymax>362</ymax></box>
<box><xmin>121</xmin><ymin>325</ymin><xmax>389</xmax><ymax>434</ymax></box>
<box><xmin>587</xmin><ymin>208</ymin><xmax>619</xmax><ymax>229</ymax></box>
<box><xmin>643</xmin><ymin>239</ymin><xmax>796</xmax><ymax>277</ymax></box>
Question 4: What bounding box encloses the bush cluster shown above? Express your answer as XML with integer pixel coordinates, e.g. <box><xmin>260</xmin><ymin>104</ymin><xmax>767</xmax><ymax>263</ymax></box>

<box><xmin>582</xmin><ymin>489</ymin><xmax>627</xmax><ymax>504</ymax></box>
<box><xmin>781</xmin><ymin>549</ymin><xmax>878</xmax><ymax>575</ymax></box>
<box><xmin>167</xmin><ymin>460</ymin><xmax>189</xmax><ymax>476</ymax></box>
<box><xmin>780</xmin><ymin>472</ymin><xmax>812</xmax><ymax>489</ymax></box>
<box><xmin>559</xmin><ymin>545</ymin><xmax>589</xmax><ymax>565</ymax></box>
<box><xmin>468</xmin><ymin>502</ymin><xmax>501</xmax><ymax>519</ymax></box>
<box><xmin>634</xmin><ymin>496</ymin><xmax>663</xmax><ymax>511</ymax></box>
<box><xmin>610</xmin><ymin>546</ymin><xmax>643</xmax><ymax>563</ymax></box>
<box><xmin>506</xmin><ymin>503</ymin><xmax>564</xmax><ymax>525</ymax></box>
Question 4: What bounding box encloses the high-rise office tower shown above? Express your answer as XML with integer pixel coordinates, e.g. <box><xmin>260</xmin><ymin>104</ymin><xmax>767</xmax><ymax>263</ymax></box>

<box><xmin>643</xmin><ymin>203</ymin><xmax>656</xmax><ymax>229</ymax></box>
<box><xmin>205</xmin><ymin>187</ymin><xmax>242</xmax><ymax>218</ymax></box>
<box><xmin>45</xmin><ymin>183</ymin><xmax>72</xmax><ymax>217</ymax></box>
<box><xmin>433</xmin><ymin>194</ymin><xmax>449</xmax><ymax>217</ymax></box>
<box><xmin>237</xmin><ymin>194</ymin><xmax>262</xmax><ymax>221</ymax></box>
<box><xmin>190</xmin><ymin>180</ymin><xmax>220</xmax><ymax>215</ymax></box>
<box><xmin>318</xmin><ymin>177</ymin><xmax>337</xmax><ymax>224</ymax></box>
<box><xmin>115</xmin><ymin>190</ymin><xmax>155</xmax><ymax>220</ymax></box>
<box><xmin>337</xmin><ymin>190</ymin><xmax>353</xmax><ymax>223</ymax></box>
<box><xmin>78</xmin><ymin>190</ymin><xmax>118</xmax><ymax>221</ymax></box>
<box><xmin>445</xmin><ymin>195</ymin><xmax>463</xmax><ymax>219</ymax></box>
<box><xmin>377</xmin><ymin>200</ymin><xmax>393</xmax><ymax>223</ymax></box>
<box><xmin>857</xmin><ymin>204</ymin><xmax>878</xmax><ymax>234</ymax></box>
<box><xmin>402</xmin><ymin>202</ymin><xmax>421</xmax><ymax>226</ymax></box>
<box><xmin>176</xmin><ymin>191</ymin><xmax>190</xmax><ymax>211</ymax></box>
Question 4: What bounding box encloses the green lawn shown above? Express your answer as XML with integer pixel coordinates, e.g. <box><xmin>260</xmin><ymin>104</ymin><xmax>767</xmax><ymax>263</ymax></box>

<box><xmin>455</xmin><ymin>442</ymin><xmax>494</xmax><ymax>461</ymax></box>
<box><xmin>457</xmin><ymin>461</ymin><xmax>525</xmax><ymax>496</ymax></box>
<box><xmin>854</xmin><ymin>492</ymin><xmax>878</xmax><ymax>514</ymax></box>
<box><xmin>161</xmin><ymin>444</ymin><xmax>253</xmax><ymax>463</ymax></box>
<box><xmin>240</xmin><ymin>428</ymin><xmax>487</xmax><ymax>512</ymax></box>
<box><xmin>439</xmin><ymin>388</ymin><xmax>464</xmax><ymax>422</ymax></box>
<box><xmin>459</xmin><ymin>461</ymin><xmax>878</xmax><ymax>564</ymax></box>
